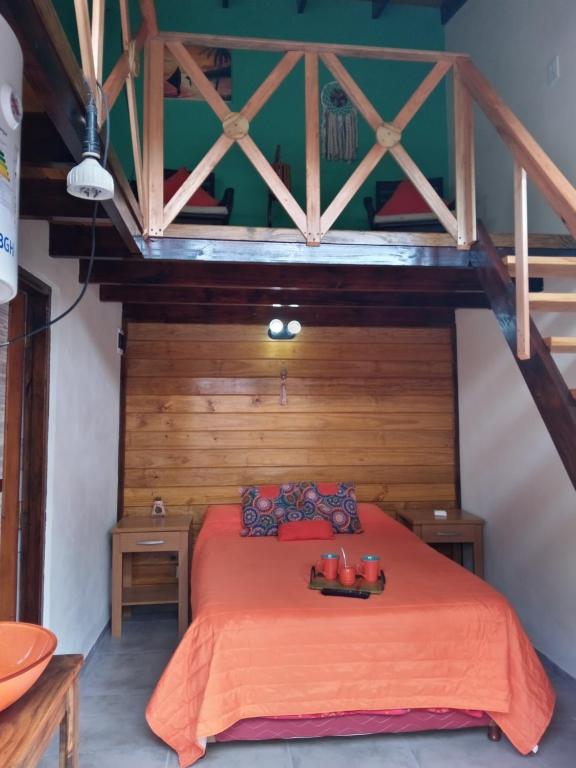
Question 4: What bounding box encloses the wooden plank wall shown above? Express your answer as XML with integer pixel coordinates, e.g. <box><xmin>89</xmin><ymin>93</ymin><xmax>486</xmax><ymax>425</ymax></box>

<box><xmin>122</xmin><ymin>322</ymin><xmax>459</xmax><ymax>540</ymax></box>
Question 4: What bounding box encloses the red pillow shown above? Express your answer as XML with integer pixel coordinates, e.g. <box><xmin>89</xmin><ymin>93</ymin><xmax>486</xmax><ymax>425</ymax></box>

<box><xmin>376</xmin><ymin>179</ymin><xmax>432</xmax><ymax>217</ymax></box>
<box><xmin>163</xmin><ymin>168</ymin><xmax>218</xmax><ymax>207</ymax></box>
<box><xmin>278</xmin><ymin>519</ymin><xmax>334</xmax><ymax>541</ymax></box>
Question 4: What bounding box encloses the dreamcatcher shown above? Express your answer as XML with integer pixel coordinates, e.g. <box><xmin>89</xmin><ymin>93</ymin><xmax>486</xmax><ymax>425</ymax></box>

<box><xmin>321</xmin><ymin>81</ymin><xmax>358</xmax><ymax>163</ymax></box>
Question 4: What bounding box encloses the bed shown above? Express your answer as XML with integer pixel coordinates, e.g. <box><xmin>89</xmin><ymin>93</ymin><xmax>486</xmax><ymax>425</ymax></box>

<box><xmin>146</xmin><ymin>503</ymin><xmax>554</xmax><ymax>767</ymax></box>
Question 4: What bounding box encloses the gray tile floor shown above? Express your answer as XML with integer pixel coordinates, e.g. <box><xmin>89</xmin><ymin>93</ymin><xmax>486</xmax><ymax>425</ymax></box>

<box><xmin>41</xmin><ymin>611</ymin><xmax>576</xmax><ymax>767</ymax></box>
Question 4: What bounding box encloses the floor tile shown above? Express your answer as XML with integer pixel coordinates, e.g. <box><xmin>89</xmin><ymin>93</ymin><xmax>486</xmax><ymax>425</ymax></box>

<box><xmin>405</xmin><ymin>727</ymin><xmax>544</xmax><ymax>768</ymax></box>
<box><xmin>288</xmin><ymin>734</ymin><xmax>418</xmax><ymax>768</ymax></box>
<box><xmin>81</xmin><ymin>648</ymin><xmax>173</xmax><ymax>697</ymax></box>
<box><xmin>537</xmin><ymin>723</ymin><xmax>576</xmax><ymax>768</ymax></box>
<box><xmin>96</xmin><ymin>619</ymin><xmax>179</xmax><ymax>655</ymax></box>
<box><xmin>73</xmin><ymin>746</ymin><xmax>170</xmax><ymax>768</ymax></box>
<box><xmin>80</xmin><ymin>691</ymin><xmax>164</xmax><ymax>753</ymax></box>
<box><xmin>165</xmin><ymin>740</ymin><xmax>293</xmax><ymax>767</ymax></box>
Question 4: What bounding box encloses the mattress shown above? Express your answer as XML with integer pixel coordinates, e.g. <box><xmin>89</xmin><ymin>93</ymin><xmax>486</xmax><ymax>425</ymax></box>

<box><xmin>146</xmin><ymin>503</ymin><xmax>555</xmax><ymax>767</ymax></box>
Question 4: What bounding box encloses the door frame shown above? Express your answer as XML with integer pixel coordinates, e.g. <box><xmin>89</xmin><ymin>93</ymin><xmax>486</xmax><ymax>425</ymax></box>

<box><xmin>0</xmin><ymin>268</ymin><xmax>51</xmax><ymax>623</ymax></box>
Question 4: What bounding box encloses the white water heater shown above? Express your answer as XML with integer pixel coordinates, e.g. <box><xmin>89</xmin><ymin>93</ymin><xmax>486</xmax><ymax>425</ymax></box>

<box><xmin>0</xmin><ymin>14</ymin><xmax>22</xmax><ymax>304</ymax></box>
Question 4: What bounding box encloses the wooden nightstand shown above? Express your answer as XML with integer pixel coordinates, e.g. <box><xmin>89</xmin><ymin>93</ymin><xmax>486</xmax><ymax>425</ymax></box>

<box><xmin>397</xmin><ymin>509</ymin><xmax>485</xmax><ymax>578</ymax></box>
<box><xmin>111</xmin><ymin>516</ymin><xmax>192</xmax><ymax>639</ymax></box>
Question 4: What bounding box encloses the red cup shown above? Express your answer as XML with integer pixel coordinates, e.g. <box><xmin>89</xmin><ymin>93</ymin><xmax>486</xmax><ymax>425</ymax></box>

<box><xmin>357</xmin><ymin>554</ymin><xmax>380</xmax><ymax>583</ymax></box>
<box><xmin>317</xmin><ymin>553</ymin><xmax>339</xmax><ymax>581</ymax></box>
<box><xmin>339</xmin><ymin>565</ymin><xmax>357</xmax><ymax>587</ymax></box>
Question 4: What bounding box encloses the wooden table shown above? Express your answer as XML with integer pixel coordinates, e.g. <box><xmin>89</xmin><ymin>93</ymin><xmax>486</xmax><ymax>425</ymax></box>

<box><xmin>0</xmin><ymin>654</ymin><xmax>83</xmax><ymax>768</ymax></box>
<box><xmin>397</xmin><ymin>508</ymin><xmax>485</xmax><ymax>578</ymax></box>
<box><xmin>111</xmin><ymin>515</ymin><xmax>193</xmax><ymax>638</ymax></box>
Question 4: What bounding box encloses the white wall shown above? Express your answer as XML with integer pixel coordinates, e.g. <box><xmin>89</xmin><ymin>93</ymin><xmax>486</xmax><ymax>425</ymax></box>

<box><xmin>19</xmin><ymin>220</ymin><xmax>122</xmax><ymax>656</ymax></box>
<box><xmin>446</xmin><ymin>0</ymin><xmax>576</xmax><ymax>233</ymax></box>
<box><xmin>447</xmin><ymin>1</ymin><xmax>576</xmax><ymax>675</ymax></box>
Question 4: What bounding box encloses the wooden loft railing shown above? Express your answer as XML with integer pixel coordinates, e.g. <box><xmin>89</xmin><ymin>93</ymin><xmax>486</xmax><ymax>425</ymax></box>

<box><xmin>141</xmin><ymin>34</ymin><xmax>472</xmax><ymax>247</ymax></box>
<box><xmin>71</xmin><ymin>2</ymin><xmax>576</xmax><ymax>365</ymax></box>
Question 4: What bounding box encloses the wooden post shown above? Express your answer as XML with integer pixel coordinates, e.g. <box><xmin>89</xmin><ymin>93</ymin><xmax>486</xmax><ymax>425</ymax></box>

<box><xmin>72</xmin><ymin>0</ymin><xmax>97</xmax><ymax>97</ymax></box>
<box><xmin>305</xmin><ymin>53</ymin><xmax>321</xmax><ymax>245</ymax></box>
<box><xmin>514</xmin><ymin>161</ymin><xmax>530</xmax><ymax>360</ymax></box>
<box><xmin>454</xmin><ymin>64</ymin><xmax>476</xmax><ymax>248</ymax></box>
<box><xmin>91</xmin><ymin>0</ymin><xmax>105</xmax><ymax>83</ymax></box>
<box><xmin>143</xmin><ymin>38</ymin><xmax>164</xmax><ymax>236</ymax></box>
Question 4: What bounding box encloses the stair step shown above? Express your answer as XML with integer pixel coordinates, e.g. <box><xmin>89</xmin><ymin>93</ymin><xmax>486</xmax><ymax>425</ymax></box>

<box><xmin>545</xmin><ymin>337</ymin><xmax>576</xmax><ymax>353</ymax></box>
<box><xmin>529</xmin><ymin>293</ymin><xmax>576</xmax><ymax>311</ymax></box>
<box><xmin>503</xmin><ymin>255</ymin><xmax>576</xmax><ymax>277</ymax></box>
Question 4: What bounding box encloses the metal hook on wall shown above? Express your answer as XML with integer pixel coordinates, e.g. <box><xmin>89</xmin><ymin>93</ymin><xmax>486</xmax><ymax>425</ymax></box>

<box><xmin>279</xmin><ymin>368</ymin><xmax>288</xmax><ymax>406</ymax></box>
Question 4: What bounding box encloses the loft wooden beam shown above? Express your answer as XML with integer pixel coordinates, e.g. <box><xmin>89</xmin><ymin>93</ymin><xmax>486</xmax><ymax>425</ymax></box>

<box><xmin>122</xmin><ymin>303</ymin><xmax>456</xmax><ymax>327</ymax></box>
<box><xmin>1</xmin><ymin>0</ymin><xmax>141</xmax><ymax>252</ymax></box>
<box><xmin>139</xmin><ymin>0</ymin><xmax>158</xmax><ymax>37</ymax></box>
<box><xmin>159</xmin><ymin>32</ymin><xmax>469</xmax><ymax>63</ymax></box>
<box><xmin>163</xmin><ymin>225</ymin><xmax>457</xmax><ymax>247</ymax></box>
<box><xmin>80</xmin><ymin>257</ymin><xmax>479</xmax><ymax>290</ymax></box>
<box><xmin>100</xmin><ymin>284</ymin><xmax>486</xmax><ymax>309</ymax></box>
<box><xmin>372</xmin><ymin>1</ymin><xmax>390</xmax><ymax>20</ymax></box>
<box><xmin>103</xmin><ymin>23</ymin><xmax>147</xmax><ymax>113</ymax></box>
<box><xmin>453</xmin><ymin>64</ymin><xmax>476</xmax><ymax>248</ymax></box>
<box><xmin>119</xmin><ymin>0</ymin><xmax>144</xmax><ymax>218</ymax></box>
<box><xmin>72</xmin><ymin>0</ymin><xmax>97</xmax><ymax>95</ymax></box>
<box><xmin>143</xmin><ymin>38</ymin><xmax>164</xmax><ymax>235</ymax></box>
<box><xmin>91</xmin><ymin>0</ymin><xmax>105</xmax><ymax>82</ymax></box>
<box><xmin>305</xmin><ymin>53</ymin><xmax>321</xmax><ymax>245</ymax></box>
<box><xmin>441</xmin><ymin>0</ymin><xmax>469</xmax><ymax>25</ymax></box>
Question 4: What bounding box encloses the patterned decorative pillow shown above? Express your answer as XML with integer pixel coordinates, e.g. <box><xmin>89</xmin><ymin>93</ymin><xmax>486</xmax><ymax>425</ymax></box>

<box><xmin>299</xmin><ymin>482</ymin><xmax>363</xmax><ymax>534</ymax></box>
<box><xmin>239</xmin><ymin>484</ymin><xmax>308</xmax><ymax>536</ymax></box>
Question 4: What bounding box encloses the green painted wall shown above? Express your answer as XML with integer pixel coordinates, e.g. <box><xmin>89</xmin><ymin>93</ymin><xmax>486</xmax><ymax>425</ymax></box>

<box><xmin>55</xmin><ymin>1</ymin><xmax>448</xmax><ymax>230</ymax></box>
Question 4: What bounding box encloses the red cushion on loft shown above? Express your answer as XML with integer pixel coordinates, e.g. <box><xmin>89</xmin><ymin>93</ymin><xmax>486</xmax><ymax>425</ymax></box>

<box><xmin>376</xmin><ymin>179</ymin><xmax>432</xmax><ymax>217</ymax></box>
<box><xmin>163</xmin><ymin>168</ymin><xmax>218</xmax><ymax>207</ymax></box>
<box><xmin>277</xmin><ymin>519</ymin><xmax>334</xmax><ymax>541</ymax></box>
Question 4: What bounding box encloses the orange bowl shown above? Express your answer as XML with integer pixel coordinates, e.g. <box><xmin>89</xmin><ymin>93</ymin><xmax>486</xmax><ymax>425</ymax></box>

<box><xmin>0</xmin><ymin>622</ymin><xmax>57</xmax><ymax>712</ymax></box>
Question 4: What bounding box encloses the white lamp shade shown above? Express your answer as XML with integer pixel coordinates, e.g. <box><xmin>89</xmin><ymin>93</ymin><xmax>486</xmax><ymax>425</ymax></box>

<box><xmin>268</xmin><ymin>319</ymin><xmax>284</xmax><ymax>335</ymax></box>
<box><xmin>67</xmin><ymin>157</ymin><xmax>114</xmax><ymax>201</ymax></box>
<box><xmin>287</xmin><ymin>320</ymin><xmax>302</xmax><ymax>335</ymax></box>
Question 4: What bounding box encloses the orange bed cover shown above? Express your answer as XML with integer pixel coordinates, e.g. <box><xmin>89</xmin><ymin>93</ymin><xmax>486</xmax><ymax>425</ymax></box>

<box><xmin>146</xmin><ymin>503</ymin><xmax>554</xmax><ymax>766</ymax></box>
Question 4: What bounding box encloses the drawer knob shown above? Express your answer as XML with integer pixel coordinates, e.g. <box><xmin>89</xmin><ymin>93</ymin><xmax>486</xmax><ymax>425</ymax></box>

<box><xmin>435</xmin><ymin>531</ymin><xmax>461</xmax><ymax>537</ymax></box>
<box><xmin>135</xmin><ymin>539</ymin><xmax>165</xmax><ymax>545</ymax></box>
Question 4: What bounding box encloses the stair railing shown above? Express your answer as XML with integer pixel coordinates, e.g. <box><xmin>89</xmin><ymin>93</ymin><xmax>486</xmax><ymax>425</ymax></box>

<box><xmin>455</xmin><ymin>59</ymin><xmax>576</xmax><ymax>360</ymax></box>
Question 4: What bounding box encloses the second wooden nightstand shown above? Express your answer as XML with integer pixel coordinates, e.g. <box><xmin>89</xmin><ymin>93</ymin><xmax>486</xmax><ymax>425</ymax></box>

<box><xmin>397</xmin><ymin>508</ymin><xmax>484</xmax><ymax>578</ymax></box>
<box><xmin>111</xmin><ymin>516</ymin><xmax>192</xmax><ymax>639</ymax></box>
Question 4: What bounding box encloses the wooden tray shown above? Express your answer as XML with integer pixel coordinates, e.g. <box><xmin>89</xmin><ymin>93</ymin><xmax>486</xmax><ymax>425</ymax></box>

<box><xmin>308</xmin><ymin>566</ymin><xmax>385</xmax><ymax>594</ymax></box>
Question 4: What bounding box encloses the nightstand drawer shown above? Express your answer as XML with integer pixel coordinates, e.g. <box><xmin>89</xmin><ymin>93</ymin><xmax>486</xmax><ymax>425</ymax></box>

<box><xmin>420</xmin><ymin>524</ymin><xmax>478</xmax><ymax>543</ymax></box>
<box><xmin>120</xmin><ymin>531</ymin><xmax>182</xmax><ymax>552</ymax></box>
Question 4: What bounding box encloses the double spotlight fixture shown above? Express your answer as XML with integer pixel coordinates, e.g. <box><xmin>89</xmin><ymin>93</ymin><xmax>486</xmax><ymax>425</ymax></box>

<box><xmin>268</xmin><ymin>318</ymin><xmax>302</xmax><ymax>340</ymax></box>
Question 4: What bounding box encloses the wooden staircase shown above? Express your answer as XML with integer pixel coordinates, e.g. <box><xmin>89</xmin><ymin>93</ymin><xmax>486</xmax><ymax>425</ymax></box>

<box><xmin>473</xmin><ymin>225</ymin><xmax>576</xmax><ymax>491</ymax></box>
<box><xmin>502</xmin><ymin>253</ymin><xmax>576</xmax><ymax>369</ymax></box>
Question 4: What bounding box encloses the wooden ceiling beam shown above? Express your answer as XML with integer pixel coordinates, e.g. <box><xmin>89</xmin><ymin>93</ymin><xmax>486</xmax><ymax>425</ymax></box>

<box><xmin>138</xmin><ymin>236</ymin><xmax>472</xmax><ymax>267</ymax></box>
<box><xmin>80</xmin><ymin>259</ymin><xmax>481</xmax><ymax>292</ymax></box>
<box><xmin>0</xmin><ymin>0</ymin><xmax>141</xmax><ymax>253</ymax></box>
<box><xmin>122</xmin><ymin>303</ymin><xmax>456</xmax><ymax>327</ymax></box>
<box><xmin>99</xmin><ymin>284</ymin><xmax>487</xmax><ymax>308</ymax></box>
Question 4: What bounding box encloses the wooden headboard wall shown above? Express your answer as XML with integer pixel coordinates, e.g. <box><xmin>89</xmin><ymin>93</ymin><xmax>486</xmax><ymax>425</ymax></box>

<box><xmin>121</xmin><ymin>322</ymin><xmax>459</xmax><ymax>538</ymax></box>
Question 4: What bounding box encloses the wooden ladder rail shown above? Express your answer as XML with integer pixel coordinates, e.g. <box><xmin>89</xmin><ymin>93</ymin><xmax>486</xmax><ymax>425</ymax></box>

<box><xmin>473</xmin><ymin>224</ymin><xmax>576</xmax><ymax>491</ymax></box>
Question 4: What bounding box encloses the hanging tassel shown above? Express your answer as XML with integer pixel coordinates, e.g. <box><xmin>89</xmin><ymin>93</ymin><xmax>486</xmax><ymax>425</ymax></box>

<box><xmin>279</xmin><ymin>368</ymin><xmax>288</xmax><ymax>406</ymax></box>
<box><xmin>321</xmin><ymin>82</ymin><xmax>358</xmax><ymax>163</ymax></box>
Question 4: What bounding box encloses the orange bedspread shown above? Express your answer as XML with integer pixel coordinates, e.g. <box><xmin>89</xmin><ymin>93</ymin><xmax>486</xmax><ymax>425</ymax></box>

<box><xmin>146</xmin><ymin>503</ymin><xmax>554</xmax><ymax>767</ymax></box>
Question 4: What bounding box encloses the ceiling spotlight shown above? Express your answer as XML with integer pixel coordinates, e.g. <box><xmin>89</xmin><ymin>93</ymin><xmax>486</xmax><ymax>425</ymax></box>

<box><xmin>287</xmin><ymin>320</ymin><xmax>302</xmax><ymax>336</ymax></box>
<box><xmin>67</xmin><ymin>94</ymin><xmax>114</xmax><ymax>200</ymax></box>
<box><xmin>268</xmin><ymin>319</ymin><xmax>284</xmax><ymax>336</ymax></box>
